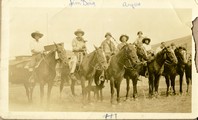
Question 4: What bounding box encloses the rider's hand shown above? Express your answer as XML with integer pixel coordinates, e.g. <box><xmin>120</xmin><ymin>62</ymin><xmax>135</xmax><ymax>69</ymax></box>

<box><xmin>111</xmin><ymin>52</ymin><xmax>115</xmax><ymax>56</ymax></box>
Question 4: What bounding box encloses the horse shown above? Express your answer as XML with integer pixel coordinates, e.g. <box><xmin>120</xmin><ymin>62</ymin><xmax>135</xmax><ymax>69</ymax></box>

<box><xmin>163</xmin><ymin>47</ymin><xmax>187</xmax><ymax>96</ymax></box>
<box><xmin>106</xmin><ymin>43</ymin><xmax>140</xmax><ymax>104</ymax></box>
<box><xmin>124</xmin><ymin>44</ymin><xmax>148</xmax><ymax>100</ymax></box>
<box><xmin>9</xmin><ymin>59</ymin><xmax>33</xmax><ymax>103</ymax></box>
<box><xmin>59</xmin><ymin>46</ymin><xmax>108</xmax><ymax>104</ymax></box>
<box><xmin>24</xmin><ymin>49</ymin><xmax>58</xmax><ymax>103</ymax></box>
<box><xmin>78</xmin><ymin>47</ymin><xmax>108</xmax><ymax>104</ymax></box>
<box><xmin>185</xmin><ymin>54</ymin><xmax>192</xmax><ymax>93</ymax></box>
<box><xmin>174</xmin><ymin>47</ymin><xmax>188</xmax><ymax>94</ymax></box>
<box><xmin>147</xmin><ymin>46</ymin><xmax>178</xmax><ymax>98</ymax></box>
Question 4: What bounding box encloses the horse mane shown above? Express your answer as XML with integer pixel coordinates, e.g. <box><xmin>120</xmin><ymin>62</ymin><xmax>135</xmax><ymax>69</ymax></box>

<box><xmin>115</xmin><ymin>44</ymin><xmax>128</xmax><ymax>61</ymax></box>
<box><xmin>154</xmin><ymin>48</ymin><xmax>166</xmax><ymax>64</ymax></box>
<box><xmin>175</xmin><ymin>46</ymin><xmax>187</xmax><ymax>64</ymax></box>
<box><xmin>44</xmin><ymin>50</ymin><xmax>55</xmax><ymax>59</ymax></box>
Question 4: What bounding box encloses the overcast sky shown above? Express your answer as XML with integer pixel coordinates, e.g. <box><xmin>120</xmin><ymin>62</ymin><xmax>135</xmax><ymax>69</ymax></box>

<box><xmin>9</xmin><ymin>7</ymin><xmax>191</xmax><ymax>57</ymax></box>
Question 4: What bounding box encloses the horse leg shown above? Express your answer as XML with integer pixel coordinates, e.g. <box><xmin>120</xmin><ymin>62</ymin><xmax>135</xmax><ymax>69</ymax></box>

<box><xmin>125</xmin><ymin>76</ymin><xmax>130</xmax><ymax>100</ymax></box>
<box><xmin>24</xmin><ymin>83</ymin><xmax>30</xmax><ymax>103</ymax></box>
<box><xmin>81</xmin><ymin>77</ymin><xmax>86</xmax><ymax>104</ymax></box>
<box><xmin>40</xmin><ymin>82</ymin><xmax>44</xmax><ymax>103</ymax></box>
<box><xmin>154</xmin><ymin>75</ymin><xmax>161</xmax><ymax>97</ymax></box>
<box><xmin>47</xmin><ymin>82</ymin><xmax>53</xmax><ymax>104</ymax></box>
<box><xmin>29</xmin><ymin>82</ymin><xmax>35</xmax><ymax>103</ymax></box>
<box><xmin>60</xmin><ymin>76</ymin><xmax>65</xmax><ymax>98</ymax></box>
<box><xmin>179</xmin><ymin>72</ymin><xmax>184</xmax><ymax>94</ymax></box>
<box><xmin>148</xmin><ymin>74</ymin><xmax>154</xmax><ymax>98</ymax></box>
<box><xmin>71</xmin><ymin>78</ymin><xmax>76</xmax><ymax>96</ymax></box>
<box><xmin>132</xmin><ymin>77</ymin><xmax>138</xmax><ymax>99</ymax></box>
<box><xmin>185</xmin><ymin>73</ymin><xmax>190</xmax><ymax>93</ymax></box>
<box><xmin>165</xmin><ymin>75</ymin><xmax>170</xmax><ymax>96</ymax></box>
<box><xmin>100</xmin><ymin>89</ymin><xmax>103</xmax><ymax>101</ymax></box>
<box><xmin>116</xmin><ymin>80</ymin><xmax>121</xmax><ymax>103</ymax></box>
<box><xmin>186</xmin><ymin>78</ymin><xmax>190</xmax><ymax>93</ymax></box>
<box><xmin>170</xmin><ymin>75</ymin><xmax>176</xmax><ymax>95</ymax></box>
<box><xmin>87</xmin><ymin>79</ymin><xmax>93</xmax><ymax>103</ymax></box>
<box><xmin>110</xmin><ymin>78</ymin><xmax>115</xmax><ymax>104</ymax></box>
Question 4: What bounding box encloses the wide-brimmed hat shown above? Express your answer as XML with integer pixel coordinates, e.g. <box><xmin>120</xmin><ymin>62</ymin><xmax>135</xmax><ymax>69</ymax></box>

<box><xmin>105</xmin><ymin>32</ymin><xmax>112</xmax><ymax>38</ymax></box>
<box><xmin>74</xmin><ymin>29</ymin><xmax>84</xmax><ymax>36</ymax></box>
<box><xmin>137</xmin><ymin>31</ymin><xmax>143</xmax><ymax>35</ymax></box>
<box><xmin>171</xmin><ymin>43</ymin><xmax>176</xmax><ymax>46</ymax></box>
<box><xmin>31</xmin><ymin>31</ymin><xmax>43</xmax><ymax>39</ymax></box>
<box><xmin>119</xmin><ymin>34</ymin><xmax>129</xmax><ymax>42</ymax></box>
<box><xmin>142</xmin><ymin>37</ymin><xmax>151</xmax><ymax>44</ymax></box>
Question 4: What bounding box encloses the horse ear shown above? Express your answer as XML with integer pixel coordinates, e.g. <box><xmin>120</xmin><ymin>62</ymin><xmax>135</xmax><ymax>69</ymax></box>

<box><xmin>94</xmin><ymin>45</ymin><xmax>98</xmax><ymax>50</ymax></box>
<box><xmin>54</xmin><ymin>42</ymin><xmax>58</xmax><ymax>48</ymax></box>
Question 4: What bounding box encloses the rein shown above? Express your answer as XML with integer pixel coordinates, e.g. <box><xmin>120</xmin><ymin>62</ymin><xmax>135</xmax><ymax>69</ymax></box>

<box><xmin>90</xmin><ymin>50</ymin><xmax>106</xmax><ymax>71</ymax></box>
<box><xmin>41</xmin><ymin>51</ymin><xmax>57</xmax><ymax>71</ymax></box>
<box><xmin>117</xmin><ymin>47</ymin><xmax>137</xmax><ymax>70</ymax></box>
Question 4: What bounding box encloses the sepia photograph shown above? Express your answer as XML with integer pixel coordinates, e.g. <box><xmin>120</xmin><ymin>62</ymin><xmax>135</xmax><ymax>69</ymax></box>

<box><xmin>1</xmin><ymin>0</ymin><xmax>198</xmax><ymax>119</ymax></box>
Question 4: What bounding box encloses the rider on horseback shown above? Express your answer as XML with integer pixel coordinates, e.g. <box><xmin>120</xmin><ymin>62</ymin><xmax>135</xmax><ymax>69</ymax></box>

<box><xmin>25</xmin><ymin>31</ymin><xmax>44</xmax><ymax>71</ymax></box>
<box><xmin>142</xmin><ymin>37</ymin><xmax>154</xmax><ymax>78</ymax></box>
<box><xmin>142</xmin><ymin>37</ymin><xmax>154</xmax><ymax>60</ymax></box>
<box><xmin>117</xmin><ymin>34</ymin><xmax>129</xmax><ymax>51</ymax></box>
<box><xmin>100</xmin><ymin>32</ymin><xmax>116</xmax><ymax>63</ymax></box>
<box><xmin>70</xmin><ymin>29</ymin><xmax>87</xmax><ymax>78</ymax></box>
<box><xmin>133</xmin><ymin>31</ymin><xmax>144</xmax><ymax>46</ymax></box>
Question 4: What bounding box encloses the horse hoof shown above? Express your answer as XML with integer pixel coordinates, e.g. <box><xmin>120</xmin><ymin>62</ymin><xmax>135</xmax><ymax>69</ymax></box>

<box><xmin>89</xmin><ymin>102</ymin><xmax>94</xmax><ymax>106</ymax></box>
<box><xmin>82</xmin><ymin>105</ymin><xmax>87</xmax><ymax>109</ymax></box>
<box><xmin>125</xmin><ymin>99</ymin><xmax>130</xmax><ymax>102</ymax></box>
<box><xmin>111</xmin><ymin>104</ymin><xmax>116</xmax><ymax>108</ymax></box>
<box><xmin>117</xmin><ymin>102</ymin><xmax>122</xmax><ymax>106</ymax></box>
<box><xmin>134</xmin><ymin>98</ymin><xmax>138</xmax><ymax>101</ymax></box>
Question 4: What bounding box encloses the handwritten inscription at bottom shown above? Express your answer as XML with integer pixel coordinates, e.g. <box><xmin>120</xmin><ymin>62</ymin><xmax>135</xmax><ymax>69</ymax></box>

<box><xmin>103</xmin><ymin>113</ymin><xmax>117</xmax><ymax>119</ymax></box>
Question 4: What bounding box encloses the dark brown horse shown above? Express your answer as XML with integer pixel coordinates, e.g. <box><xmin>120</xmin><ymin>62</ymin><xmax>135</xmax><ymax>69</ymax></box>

<box><xmin>24</xmin><ymin>49</ymin><xmax>58</xmax><ymax>103</ymax></box>
<box><xmin>185</xmin><ymin>54</ymin><xmax>192</xmax><ymax>93</ymax></box>
<box><xmin>9</xmin><ymin>59</ymin><xmax>33</xmax><ymax>103</ymax></box>
<box><xmin>125</xmin><ymin>45</ymin><xmax>148</xmax><ymax>100</ymax></box>
<box><xmin>163</xmin><ymin>47</ymin><xmax>187</xmax><ymax>96</ymax></box>
<box><xmin>175</xmin><ymin>47</ymin><xmax>188</xmax><ymax>94</ymax></box>
<box><xmin>59</xmin><ymin>46</ymin><xmax>108</xmax><ymax>104</ymax></box>
<box><xmin>35</xmin><ymin>50</ymin><xmax>58</xmax><ymax>103</ymax></box>
<box><xmin>78</xmin><ymin>47</ymin><xmax>108</xmax><ymax>104</ymax></box>
<box><xmin>106</xmin><ymin>44</ymin><xmax>139</xmax><ymax>104</ymax></box>
<box><xmin>147</xmin><ymin>46</ymin><xmax>178</xmax><ymax>98</ymax></box>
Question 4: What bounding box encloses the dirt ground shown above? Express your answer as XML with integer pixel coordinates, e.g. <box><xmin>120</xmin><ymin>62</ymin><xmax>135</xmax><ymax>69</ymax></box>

<box><xmin>9</xmin><ymin>76</ymin><xmax>191</xmax><ymax>112</ymax></box>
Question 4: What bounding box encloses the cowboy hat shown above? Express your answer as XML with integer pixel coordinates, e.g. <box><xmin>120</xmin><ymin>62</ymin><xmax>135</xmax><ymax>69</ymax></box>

<box><xmin>137</xmin><ymin>31</ymin><xmax>143</xmax><ymax>35</ymax></box>
<box><xmin>119</xmin><ymin>34</ymin><xmax>129</xmax><ymax>42</ymax></box>
<box><xmin>31</xmin><ymin>31</ymin><xmax>43</xmax><ymax>39</ymax></box>
<box><xmin>171</xmin><ymin>43</ymin><xmax>176</xmax><ymax>46</ymax></box>
<box><xmin>74</xmin><ymin>29</ymin><xmax>84</xmax><ymax>36</ymax></box>
<box><xmin>142</xmin><ymin>37</ymin><xmax>151</xmax><ymax>44</ymax></box>
<box><xmin>105</xmin><ymin>32</ymin><xmax>112</xmax><ymax>38</ymax></box>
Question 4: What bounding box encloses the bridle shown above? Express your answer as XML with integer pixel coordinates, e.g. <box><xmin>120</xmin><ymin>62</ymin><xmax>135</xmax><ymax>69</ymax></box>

<box><xmin>90</xmin><ymin>49</ymin><xmax>107</xmax><ymax>70</ymax></box>
<box><xmin>175</xmin><ymin>48</ymin><xmax>187</xmax><ymax>65</ymax></box>
<box><xmin>164</xmin><ymin>48</ymin><xmax>177</xmax><ymax>66</ymax></box>
<box><xmin>41</xmin><ymin>50</ymin><xmax>58</xmax><ymax>71</ymax></box>
<box><xmin>118</xmin><ymin>45</ymin><xmax>138</xmax><ymax>70</ymax></box>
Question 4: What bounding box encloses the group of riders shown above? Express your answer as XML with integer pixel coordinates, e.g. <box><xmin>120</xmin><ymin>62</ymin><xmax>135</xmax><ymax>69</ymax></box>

<box><xmin>25</xmin><ymin>29</ymin><xmax>180</xmax><ymax>80</ymax></box>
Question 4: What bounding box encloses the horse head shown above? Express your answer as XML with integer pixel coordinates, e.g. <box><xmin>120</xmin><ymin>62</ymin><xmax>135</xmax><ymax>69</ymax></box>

<box><xmin>123</xmin><ymin>43</ymin><xmax>140</xmax><ymax>65</ymax></box>
<box><xmin>54</xmin><ymin>42</ymin><xmax>68</xmax><ymax>65</ymax></box>
<box><xmin>135</xmin><ymin>44</ymin><xmax>148</xmax><ymax>61</ymax></box>
<box><xmin>93</xmin><ymin>46</ymin><xmax>108</xmax><ymax>70</ymax></box>
<box><xmin>163</xmin><ymin>46</ymin><xmax>178</xmax><ymax>64</ymax></box>
<box><xmin>175</xmin><ymin>47</ymin><xmax>187</xmax><ymax>65</ymax></box>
